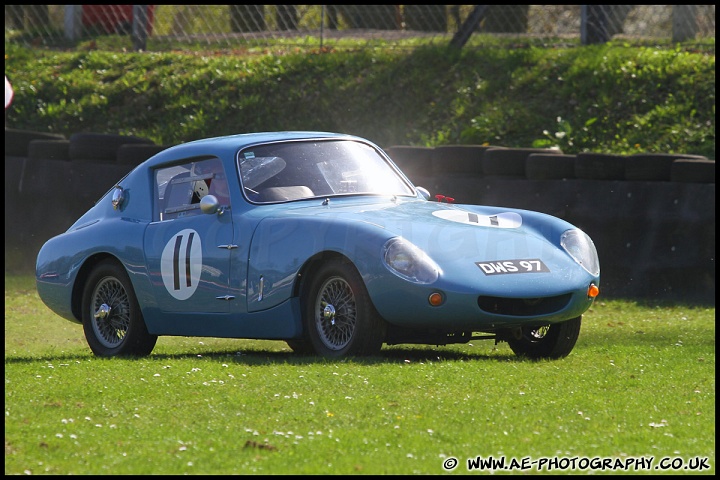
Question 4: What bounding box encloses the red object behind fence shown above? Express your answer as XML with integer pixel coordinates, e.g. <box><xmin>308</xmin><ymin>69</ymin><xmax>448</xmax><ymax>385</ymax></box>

<box><xmin>81</xmin><ymin>5</ymin><xmax>156</xmax><ymax>35</ymax></box>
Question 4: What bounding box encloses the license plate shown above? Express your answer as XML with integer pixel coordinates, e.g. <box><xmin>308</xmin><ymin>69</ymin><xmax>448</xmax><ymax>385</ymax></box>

<box><xmin>476</xmin><ymin>259</ymin><xmax>550</xmax><ymax>275</ymax></box>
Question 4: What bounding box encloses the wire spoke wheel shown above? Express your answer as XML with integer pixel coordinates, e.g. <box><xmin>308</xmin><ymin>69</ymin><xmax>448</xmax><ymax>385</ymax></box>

<box><xmin>90</xmin><ymin>276</ymin><xmax>131</xmax><ymax>348</ymax></box>
<box><xmin>302</xmin><ymin>258</ymin><xmax>386</xmax><ymax>358</ymax></box>
<box><xmin>82</xmin><ymin>259</ymin><xmax>157</xmax><ymax>357</ymax></box>
<box><xmin>315</xmin><ymin>276</ymin><xmax>357</xmax><ymax>351</ymax></box>
<box><xmin>526</xmin><ymin>325</ymin><xmax>550</xmax><ymax>341</ymax></box>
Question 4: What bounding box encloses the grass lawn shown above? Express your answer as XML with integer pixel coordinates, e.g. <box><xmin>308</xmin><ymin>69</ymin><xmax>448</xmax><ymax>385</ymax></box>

<box><xmin>4</xmin><ymin>274</ymin><xmax>715</xmax><ymax>474</ymax></box>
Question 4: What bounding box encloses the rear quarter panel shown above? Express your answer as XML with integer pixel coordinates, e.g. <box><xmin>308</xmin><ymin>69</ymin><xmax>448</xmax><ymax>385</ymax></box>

<box><xmin>36</xmin><ymin>163</ymin><xmax>155</xmax><ymax>323</ymax></box>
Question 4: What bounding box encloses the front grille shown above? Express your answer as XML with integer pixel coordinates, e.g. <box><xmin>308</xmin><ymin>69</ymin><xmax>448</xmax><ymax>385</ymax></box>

<box><xmin>477</xmin><ymin>293</ymin><xmax>572</xmax><ymax>316</ymax></box>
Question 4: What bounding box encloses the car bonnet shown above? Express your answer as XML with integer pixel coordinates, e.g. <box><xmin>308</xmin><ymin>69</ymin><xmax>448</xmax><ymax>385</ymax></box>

<box><xmin>259</xmin><ymin>197</ymin><xmax>582</xmax><ymax>274</ymax></box>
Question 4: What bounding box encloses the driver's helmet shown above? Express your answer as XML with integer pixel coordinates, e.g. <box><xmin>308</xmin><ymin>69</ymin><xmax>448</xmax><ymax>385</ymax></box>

<box><xmin>193</xmin><ymin>178</ymin><xmax>210</xmax><ymax>198</ymax></box>
<box><xmin>191</xmin><ymin>160</ymin><xmax>224</xmax><ymax>199</ymax></box>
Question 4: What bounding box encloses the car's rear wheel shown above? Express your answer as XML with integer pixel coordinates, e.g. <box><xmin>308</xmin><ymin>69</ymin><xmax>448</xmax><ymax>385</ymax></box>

<box><xmin>302</xmin><ymin>258</ymin><xmax>386</xmax><ymax>358</ymax></box>
<box><xmin>506</xmin><ymin>316</ymin><xmax>581</xmax><ymax>359</ymax></box>
<box><xmin>81</xmin><ymin>259</ymin><xmax>157</xmax><ymax>357</ymax></box>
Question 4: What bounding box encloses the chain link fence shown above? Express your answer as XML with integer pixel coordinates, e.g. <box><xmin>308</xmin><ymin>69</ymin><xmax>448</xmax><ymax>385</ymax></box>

<box><xmin>5</xmin><ymin>5</ymin><xmax>716</xmax><ymax>52</ymax></box>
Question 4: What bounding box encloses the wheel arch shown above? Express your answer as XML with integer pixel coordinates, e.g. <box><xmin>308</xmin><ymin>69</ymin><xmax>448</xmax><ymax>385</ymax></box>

<box><xmin>296</xmin><ymin>251</ymin><xmax>387</xmax><ymax>357</ymax></box>
<box><xmin>293</xmin><ymin>250</ymin><xmax>353</xmax><ymax>299</ymax></box>
<box><xmin>71</xmin><ymin>253</ymin><xmax>126</xmax><ymax>321</ymax></box>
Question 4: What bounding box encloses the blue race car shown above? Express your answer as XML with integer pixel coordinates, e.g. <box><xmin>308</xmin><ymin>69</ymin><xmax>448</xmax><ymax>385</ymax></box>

<box><xmin>36</xmin><ymin>132</ymin><xmax>600</xmax><ymax>360</ymax></box>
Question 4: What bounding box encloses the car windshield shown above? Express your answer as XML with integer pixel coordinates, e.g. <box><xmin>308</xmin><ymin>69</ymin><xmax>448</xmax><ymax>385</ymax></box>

<box><xmin>237</xmin><ymin>139</ymin><xmax>415</xmax><ymax>203</ymax></box>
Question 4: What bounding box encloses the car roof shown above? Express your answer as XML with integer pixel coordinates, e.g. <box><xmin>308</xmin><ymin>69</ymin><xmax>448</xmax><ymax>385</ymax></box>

<box><xmin>145</xmin><ymin>131</ymin><xmax>365</xmax><ymax>168</ymax></box>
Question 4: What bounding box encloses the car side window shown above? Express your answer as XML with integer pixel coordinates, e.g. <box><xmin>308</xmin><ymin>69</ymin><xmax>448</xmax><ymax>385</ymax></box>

<box><xmin>155</xmin><ymin>158</ymin><xmax>229</xmax><ymax>221</ymax></box>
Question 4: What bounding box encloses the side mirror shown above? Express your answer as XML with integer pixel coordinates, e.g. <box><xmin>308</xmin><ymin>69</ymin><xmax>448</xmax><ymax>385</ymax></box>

<box><xmin>416</xmin><ymin>186</ymin><xmax>431</xmax><ymax>201</ymax></box>
<box><xmin>111</xmin><ymin>185</ymin><xmax>125</xmax><ymax>210</ymax></box>
<box><xmin>200</xmin><ymin>194</ymin><xmax>223</xmax><ymax>215</ymax></box>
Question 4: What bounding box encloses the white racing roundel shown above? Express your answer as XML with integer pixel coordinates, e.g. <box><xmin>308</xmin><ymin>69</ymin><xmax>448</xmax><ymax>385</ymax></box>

<box><xmin>432</xmin><ymin>209</ymin><xmax>522</xmax><ymax>228</ymax></box>
<box><xmin>160</xmin><ymin>228</ymin><xmax>202</xmax><ymax>300</ymax></box>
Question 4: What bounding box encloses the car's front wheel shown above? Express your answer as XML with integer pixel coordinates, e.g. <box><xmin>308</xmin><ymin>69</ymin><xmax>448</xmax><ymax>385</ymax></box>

<box><xmin>81</xmin><ymin>259</ymin><xmax>158</xmax><ymax>357</ymax></box>
<box><xmin>506</xmin><ymin>316</ymin><xmax>581</xmax><ymax>360</ymax></box>
<box><xmin>302</xmin><ymin>259</ymin><xmax>386</xmax><ymax>358</ymax></box>
<box><xmin>285</xmin><ymin>339</ymin><xmax>315</xmax><ymax>355</ymax></box>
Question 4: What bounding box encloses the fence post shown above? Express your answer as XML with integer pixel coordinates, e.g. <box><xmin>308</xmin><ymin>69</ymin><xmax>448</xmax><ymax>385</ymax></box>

<box><xmin>132</xmin><ymin>5</ymin><xmax>149</xmax><ymax>52</ymax></box>
<box><xmin>449</xmin><ymin>5</ymin><xmax>488</xmax><ymax>49</ymax></box>
<box><xmin>673</xmin><ymin>5</ymin><xmax>698</xmax><ymax>42</ymax></box>
<box><xmin>581</xmin><ymin>5</ymin><xmax>610</xmax><ymax>44</ymax></box>
<box><xmin>63</xmin><ymin>5</ymin><xmax>82</xmax><ymax>42</ymax></box>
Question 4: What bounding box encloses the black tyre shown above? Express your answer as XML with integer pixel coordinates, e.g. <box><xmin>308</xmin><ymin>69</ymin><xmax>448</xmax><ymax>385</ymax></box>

<box><xmin>483</xmin><ymin>148</ymin><xmax>562</xmax><ymax>177</ymax></box>
<box><xmin>285</xmin><ymin>339</ymin><xmax>315</xmax><ymax>355</ymax></box>
<box><xmin>525</xmin><ymin>154</ymin><xmax>576</xmax><ymax>180</ymax></box>
<box><xmin>575</xmin><ymin>153</ymin><xmax>625</xmax><ymax>180</ymax></box>
<box><xmin>506</xmin><ymin>316</ymin><xmax>581</xmax><ymax>360</ymax></box>
<box><xmin>625</xmin><ymin>153</ymin><xmax>707</xmax><ymax>181</ymax></box>
<box><xmin>431</xmin><ymin>145</ymin><xmax>493</xmax><ymax>175</ymax></box>
<box><xmin>302</xmin><ymin>259</ymin><xmax>386</xmax><ymax>358</ymax></box>
<box><xmin>384</xmin><ymin>145</ymin><xmax>434</xmax><ymax>179</ymax></box>
<box><xmin>81</xmin><ymin>260</ymin><xmax>157</xmax><ymax>357</ymax></box>
<box><xmin>27</xmin><ymin>139</ymin><xmax>71</xmax><ymax>161</ymax></box>
<box><xmin>69</xmin><ymin>133</ymin><xmax>155</xmax><ymax>162</ymax></box>
<box><xmin>670</xmin><ymin>159</ymin><xmax>715</xmax><ymax>183</ymax></box>
<box><xmin>5</xmin><ymin>127</ymin><xmax>66</xmax><ymax>157</ymax></box>
<box><xmin>116</xmin><ymin>143</ymin><xmax>170</xmax><ymax>166</ymax></box>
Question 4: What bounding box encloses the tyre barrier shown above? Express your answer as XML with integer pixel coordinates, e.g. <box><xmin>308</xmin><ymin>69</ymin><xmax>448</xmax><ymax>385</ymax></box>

<box><xmin>526</xmin><ymin>154</ymin><xmax>577</xmax><ymax>180</ymax></box>
<box><xmin>384</xmin><ymin>145</ymin><xmax>437</xmax><ymax>190</ymax></box>
<box><xmin>117</xmin><ymin>143</ymin><xmax>172</xmax><ymax>166</ymax></box>
<box><xmin>671</xmin><ymin>159</ymin><xmax>715</xmax><ymax>184</ymax></box>
<box><xmin>5</xmin><ymin>155</ymin><xmax>26</xmax><ymax>196</ymax></box>
<box><xmin>483</xmin><ymin>147</ymin><xmax>563</xmax><ymax>177</ymax></box>
<box><xmin>430</xmin><ymin>145</ymin><xmax>500</xmax><ymax>175</ymax></box>
<box><xmin>28</xmin><ymin>139</ymin><xmax>71</xmax><ymax>161</ymax></box>
<box><xmin>625</xmin><ymin>153</ymin><xmax>708</xmax><ymax>181</ymax></box>
<box><xmin>69</xmin><ymin>132</ymin><xmax>155</xmax><ymax>162</ymax></box>
<box><xmin>5</xmin><ymin>127</ymin><xmax>66</xmax><ymax>157</ymax></box>
<box><xmin>575</xmin><ymin>152</ymin><xmax>626</xmax><ymax>180</ymax></box>
<box><xmin>383</xmin><ymin>145</ymin><xmax>434</xmax><ymax>176</ymax></box>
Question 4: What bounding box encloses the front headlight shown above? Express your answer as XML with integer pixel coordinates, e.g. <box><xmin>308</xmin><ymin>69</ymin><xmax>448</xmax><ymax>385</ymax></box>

<box><xmin>561</xmin><ymin>229</ymin><xmax>600</xmax><ymax>276</ymax></box>
<box><xmin>382</xmin><ymin>237</ymin><xmax>440</xmax><ymax>284</ymax></box>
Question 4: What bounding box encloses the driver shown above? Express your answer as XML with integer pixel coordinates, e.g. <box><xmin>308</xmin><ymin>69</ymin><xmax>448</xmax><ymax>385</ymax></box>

<box><xmin>192</xmin><ymin>160</ymin><xmax>231</xmax><ymax>205</ymax></box>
